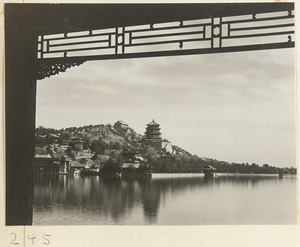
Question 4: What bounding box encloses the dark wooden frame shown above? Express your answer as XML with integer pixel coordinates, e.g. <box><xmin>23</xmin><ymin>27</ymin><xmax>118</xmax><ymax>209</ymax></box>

<box><xmin>4</xmin><ymin>3</ymin><xmax>294</xmax><ymax>225</ymax></box>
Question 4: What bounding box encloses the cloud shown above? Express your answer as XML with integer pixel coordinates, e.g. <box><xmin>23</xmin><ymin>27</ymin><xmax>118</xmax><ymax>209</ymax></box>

<box><xmin>36</xmin><ymin>47</ymin><xmax>295</xmax><ymax>167</ymax></box>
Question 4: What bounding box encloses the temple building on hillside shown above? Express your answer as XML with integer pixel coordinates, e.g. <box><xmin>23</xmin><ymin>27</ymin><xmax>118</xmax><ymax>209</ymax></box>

<box><xmin>68</xmin><ymin>136</ymin><xmax>84</xmax><ymax>150</ymax></box>
<box><xmin>114</xmin><ymin>120</ymin><xmax>129</xmax><ymax>133</ymax></box>
<box><xmin>142</xmin><ymin>120</ymin><xmax>162</xmax><ymax>152</ymax></box>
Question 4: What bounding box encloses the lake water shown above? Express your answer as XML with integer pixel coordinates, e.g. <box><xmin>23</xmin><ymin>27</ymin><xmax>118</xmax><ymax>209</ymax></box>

<box><xmin>33</xmin><ymin>173</ymin><xmax>297</xmax><ymax>225</ymax></box>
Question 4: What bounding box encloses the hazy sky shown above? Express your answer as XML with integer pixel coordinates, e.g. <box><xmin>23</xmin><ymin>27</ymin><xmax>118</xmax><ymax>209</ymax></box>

<box><xmin>36</xmin><ymin>48</ymin><xmax>295</xmax><ymax>167</ymax></box>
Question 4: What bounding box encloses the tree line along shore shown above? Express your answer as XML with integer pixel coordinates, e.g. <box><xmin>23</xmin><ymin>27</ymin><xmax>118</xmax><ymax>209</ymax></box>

<box><xmin>34</xmin><ymin>123</ymin><xmax>296</xmax><ymax>175</ymax></box>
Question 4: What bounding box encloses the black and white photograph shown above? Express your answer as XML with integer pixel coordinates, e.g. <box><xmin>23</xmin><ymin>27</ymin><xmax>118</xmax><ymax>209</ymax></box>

<box><xmin>4</xmin><ymin>2</ymin><xmax>297</xmax><ymax>227</ymax></box>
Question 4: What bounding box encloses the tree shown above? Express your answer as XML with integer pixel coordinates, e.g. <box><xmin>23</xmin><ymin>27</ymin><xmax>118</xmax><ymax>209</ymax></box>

<box><xmin>66</xmin><ymin>146</ymin><xmax>75</xmax><ymax>159</ymax></box>
<box><xmin>35</xmin><ymin>135</ymin><xmax>47</xmax><ymax>147</ymax></box>
<box><xmin>73</xmin><ymin>144</ymin><xmax>82</xmax><ymax>155</ymax></box>
<box><xmin>58</xmin><ymin>131</ymin><xmax>71</xmax><ymax>144</ymax></box>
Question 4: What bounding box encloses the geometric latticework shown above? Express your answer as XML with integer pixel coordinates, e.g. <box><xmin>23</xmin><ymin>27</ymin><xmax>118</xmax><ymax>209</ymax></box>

<box><xmin>37</xmin><ymin>7</ymin><xmax>294</xmax><ymax>79</ymax></box>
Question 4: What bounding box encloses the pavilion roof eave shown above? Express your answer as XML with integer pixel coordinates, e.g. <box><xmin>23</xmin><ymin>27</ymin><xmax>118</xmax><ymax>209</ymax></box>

<box><xmin>6</xmin><ymin>3</ymin><xmax>294</xmax><ymax>35</ymax></box>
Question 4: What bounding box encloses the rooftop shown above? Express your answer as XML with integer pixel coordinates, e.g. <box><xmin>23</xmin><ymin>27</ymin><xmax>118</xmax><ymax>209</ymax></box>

<box><xmin>70</xmin><ymin>161</ymin><xmax>85</xmax><ymax>168</ymax></box>
<box><xmin>147</xmin><ymin>119</ymin><xmax>159</xmax><ymax>126</ymax></box>
<box><xmin>9</xmin><ymin>4</ymin><xmax>293</xmax><ymax>36</ymax></box>
<box><xmin>35</xmin><ymin>154</ymin><xmax>52</xmax><ymax>159</ymax></box>
<box><xmin>202</xmin><ymin>166</ymin><xmax>216</xmax><ymax>171</ymax></box>
<box><xmin>115</xmin><ymin>120</ymin><xmax>128</xmax><ymax>126</ymax></box>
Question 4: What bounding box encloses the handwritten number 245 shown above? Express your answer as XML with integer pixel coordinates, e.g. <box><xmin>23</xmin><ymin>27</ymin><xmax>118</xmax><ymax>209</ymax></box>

<box><xmin>10</xmin><ymin>233</ymin><xmax>51</xmax><ymax>245</ymax></box>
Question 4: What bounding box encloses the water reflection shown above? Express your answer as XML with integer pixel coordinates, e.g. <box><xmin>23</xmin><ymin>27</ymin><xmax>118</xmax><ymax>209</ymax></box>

<box><xmin>33</xmin><ymin>173</ymin><xmax>297</xmax><ymax>225</ymax></box>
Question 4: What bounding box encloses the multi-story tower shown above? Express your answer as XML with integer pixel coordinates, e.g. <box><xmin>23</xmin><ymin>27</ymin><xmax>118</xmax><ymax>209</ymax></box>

<box><xmin>143</xmin><ymin>120</ymin><xmax>162</xmax><ymax>152</ymax></box>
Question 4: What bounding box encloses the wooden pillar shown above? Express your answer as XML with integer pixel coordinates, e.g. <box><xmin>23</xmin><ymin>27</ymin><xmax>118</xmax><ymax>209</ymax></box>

<box><xmin>5</xmin><ymin>5</ymin><xmax>37</xmax><ymax>225</ymax></box>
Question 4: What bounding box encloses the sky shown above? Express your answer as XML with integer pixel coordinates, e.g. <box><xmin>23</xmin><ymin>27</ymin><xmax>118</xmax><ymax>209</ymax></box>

<box><xmin>36</xmin><ymin>47</ymin><xmax>295</xmax><ymax>168</ymax></box>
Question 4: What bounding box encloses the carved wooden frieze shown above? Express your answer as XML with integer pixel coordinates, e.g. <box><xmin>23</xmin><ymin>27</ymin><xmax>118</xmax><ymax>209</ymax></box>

<box><xmin>37</xmin><ymin>60</ymin><xmax>86</xmax><ymax>80</ymax></box>
<box><xmin>36</xmin><ymin>8</ymin><xmax>294</xmax><ymax>80</ymax></box>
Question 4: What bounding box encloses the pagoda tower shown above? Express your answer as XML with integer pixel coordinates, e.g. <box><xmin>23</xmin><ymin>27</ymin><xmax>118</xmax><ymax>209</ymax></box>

<box><xmin>143</xmin><ymin>120</ymin><xmax>162</xmax><ymax>151</ymax></box>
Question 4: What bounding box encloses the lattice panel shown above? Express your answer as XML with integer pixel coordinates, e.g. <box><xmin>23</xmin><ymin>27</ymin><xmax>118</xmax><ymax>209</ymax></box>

<box><xmin>36</xmin><ymin>9</ymin><xmax>295</xmax><ymax>79</ymax></box>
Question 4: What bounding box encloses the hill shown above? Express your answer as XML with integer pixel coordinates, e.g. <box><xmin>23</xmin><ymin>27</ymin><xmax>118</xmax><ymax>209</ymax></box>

<box><xmin>34</xmin><ymin>121</ymin><xmax>296</xmax><ymax>174</ymax></box>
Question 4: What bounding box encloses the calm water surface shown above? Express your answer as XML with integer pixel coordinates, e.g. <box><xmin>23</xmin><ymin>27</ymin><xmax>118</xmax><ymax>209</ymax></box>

<box><xmin>33</xmin><ymin>173</ymin><xmax>297</xmax><ymax>225</ymax></box>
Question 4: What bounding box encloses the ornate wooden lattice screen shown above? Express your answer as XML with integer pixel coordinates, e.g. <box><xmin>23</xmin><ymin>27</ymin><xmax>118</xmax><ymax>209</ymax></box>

<box><xmin>37</xmin><ymin>8</ymin><xmax>295</xmax><ymax>80</ymax></box>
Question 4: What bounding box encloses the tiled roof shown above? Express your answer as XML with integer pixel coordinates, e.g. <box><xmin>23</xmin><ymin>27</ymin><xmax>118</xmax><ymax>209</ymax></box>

<box><xmin>70</xmin><ymin>161</ymin><xmax>85</xmax><ymax>168</ymax></box>
<box><xmin>203</xmin><ymin>166</ymin><xmax>216</xmax><ymax>170</ymax></box>
<box><xmin>76</xmin><ymin>155</ymin><xmax>93</xmax><ymax>160</ymax></box>
<box><xmin>35</xmin><ymin>154</ymin><xmax>52</xmax><ymax>158</ymax></box>
<box><xmin>147</xmin><ymin>119</ymin><xmax>159</xmax><ymax>126</ymax></box>
<box><xmin>85</xmin><ymin>159</ymin><xmax>95</xmax><ymax>168</ymax></box>
<box><xmin>75</xmin><ymin>158</ymin><xmax>95</xmax><ymax>167</ymax></box>
<box><xmin>115</xmin><ymin>120</ymin><xmax>128</xmax><ymax>126</ymax></box>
